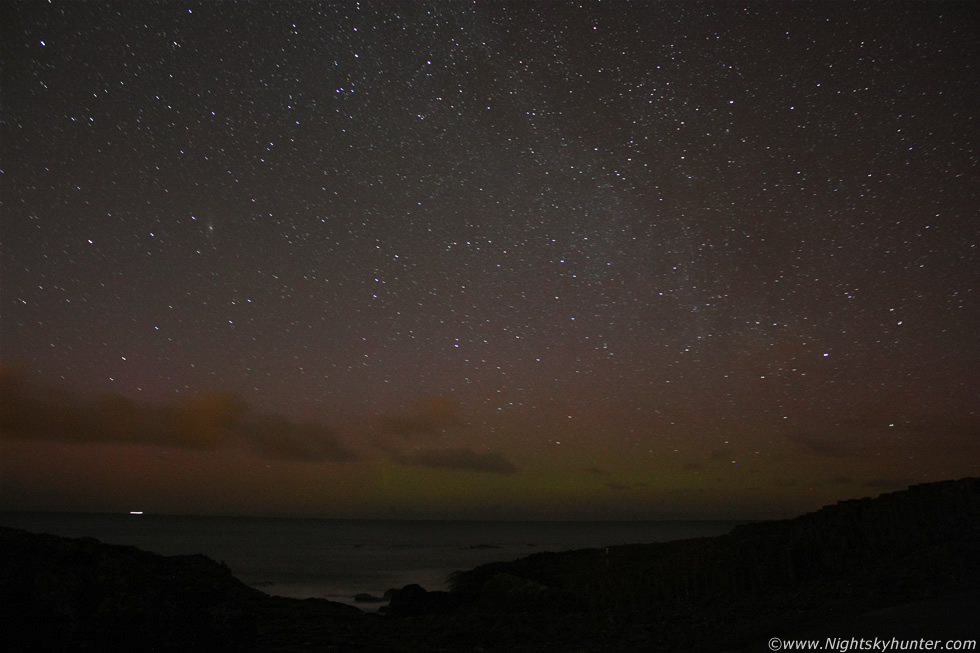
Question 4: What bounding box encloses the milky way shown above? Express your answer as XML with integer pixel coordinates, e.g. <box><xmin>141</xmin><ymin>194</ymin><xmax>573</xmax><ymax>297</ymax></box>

<box><xmin>1</xmin><ymin>1</ymin><xmax>977</xmax><ymax>517</ymax></box>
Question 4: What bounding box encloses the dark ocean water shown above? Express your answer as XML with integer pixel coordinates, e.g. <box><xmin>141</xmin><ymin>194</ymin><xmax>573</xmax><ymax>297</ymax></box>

<box><xmin>0</xmin><ymin>512</ymin><xmax>743</xmax><ymax>607</ymax></box>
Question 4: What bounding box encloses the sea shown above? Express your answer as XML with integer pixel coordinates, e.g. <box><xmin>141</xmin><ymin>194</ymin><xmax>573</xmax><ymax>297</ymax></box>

<box><xmin>0</xmin><ymin>512</ymin><xmax>743</xmax><ymax>609</ymax></box>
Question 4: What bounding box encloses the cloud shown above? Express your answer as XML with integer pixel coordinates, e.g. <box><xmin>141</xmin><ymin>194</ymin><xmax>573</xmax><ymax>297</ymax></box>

<box><xmin>0</xmin><ymin>368</ymin><xmax>355</xmax><ymax>462</ymax></box>
<box><xmin>583</xmin><ymin>466</ymin><xmax>609</xmax><ymax>476</ymax></box>
<box><xmin>786</xmin><ymin>416</ymin><xmax>980</xmax><ymax>459</ymax></box>
<box><xmin>374</xmin><ymin>398</ymin><xmax>514</xmax><ymax>474</ymax></box>
<box><xmin>240</xmin><ymin>414</ymin><xmax>357</xmax><ymax>462</ymax></box>
<box><xmin>899</xmin><ymin>416</ymin><xmax>980</xmax><ymax>443</ymax></box>
<box><xmin>785</xmin><ymin>431</ymin><xmax>855</xmax><ymax>458</ymax></box>
<box><xmin>863</xmin><ymin>478</ymin><xmax>914</xmax><ymax>490</ymax></box>
<box><xmin>382</xmin><ymin>396</ymin><xmax>464</xmax><ymax>437</ymax></box>
<box><xmin>665</xmin><ymin>486</ymin><xmax>704</xmax><ymax>494</ymax></box>
<box><xmin>390</xmin><ymin>447</ymin><xmax>518</xmax><ymax>475</ymax></box>
<box><xmin>604</xmin><ymin>480</ymin><xmax>648</xmax><ymax>491</ymax></box>
<box><xmin>707</xmin><ymin>449</ymin><xmax>735</xmax><ymax>462</ymax></box>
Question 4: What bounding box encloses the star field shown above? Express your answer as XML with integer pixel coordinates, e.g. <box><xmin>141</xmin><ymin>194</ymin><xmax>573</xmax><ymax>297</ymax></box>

<box><xmin>1</xmin><ymin>1</ymin><xmax>977</xmax><ymax>518</ymax></box>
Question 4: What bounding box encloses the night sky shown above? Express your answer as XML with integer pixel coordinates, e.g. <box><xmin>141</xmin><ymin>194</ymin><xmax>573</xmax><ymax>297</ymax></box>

<box><xmin>1</xmin><ymin>1</ymin><xmax>977</xmax><ymax>519</ymax></box>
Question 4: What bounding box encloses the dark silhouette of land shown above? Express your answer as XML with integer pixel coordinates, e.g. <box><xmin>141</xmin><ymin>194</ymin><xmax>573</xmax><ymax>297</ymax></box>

<box><xmin>2</xmin><ymin>478</ymin><xmax>977</xmax><ymax>651</ymax></box>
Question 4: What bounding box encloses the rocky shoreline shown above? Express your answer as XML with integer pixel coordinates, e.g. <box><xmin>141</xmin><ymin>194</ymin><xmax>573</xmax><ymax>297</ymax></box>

<box><xmin>2</xmin><ymin>478</ymin><xmax>978</xmax><ymax>651</ymax></box>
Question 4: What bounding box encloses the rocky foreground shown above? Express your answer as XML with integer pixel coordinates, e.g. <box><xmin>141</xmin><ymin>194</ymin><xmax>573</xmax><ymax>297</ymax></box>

<box><xmin>2</xmin><ymin>478</ymin><xmax>978</xmax><ymax>652</ymax></box>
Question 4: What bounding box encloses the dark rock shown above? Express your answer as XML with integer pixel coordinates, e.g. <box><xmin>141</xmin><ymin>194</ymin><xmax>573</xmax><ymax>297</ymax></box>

<box><xmin>449</xmin><ymin>478</ymin><xmax>980</xmax><ymax>648</ymax></box>
<box><xmin>478</xmin><ymin>571</ymin><xmax>588</xmax><ymax>613</ymax></box>
<box><xmin>353</xmin><ymin>592</ymin><xmax>385</xmax><ymax>603</ymax></box>
<box><xmin>0</xmin><ymin>526</ymin><xmax>263</xmax><ymax>652</ymax></box>
<box><xmin>2</xmin><ymin>478</ymin><xmax>976</xmax><ymax>651</ymax></box>
<box><xmin>385</xmin><ymin>583</ymin><xmax>469</xmax><ymax>617</ymax></box>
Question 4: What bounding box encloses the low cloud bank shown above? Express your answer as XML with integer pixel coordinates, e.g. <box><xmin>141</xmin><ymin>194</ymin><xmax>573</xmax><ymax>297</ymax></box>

<box><xmin>389</xmin><ymin>446</ymin><xmax>518</xmax><ymax>475</ymax></box>
<box><xmin>0</xmin><ymin>368</ymin><xmax>355</xmax><ymax>462</ymax></box>
<box><xmin>382</xmin><ymin>396</ymin><xmax>463</xmax><ymax>438</ymax></box>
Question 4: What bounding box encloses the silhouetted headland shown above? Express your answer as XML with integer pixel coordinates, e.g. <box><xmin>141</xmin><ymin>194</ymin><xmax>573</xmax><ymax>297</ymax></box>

<box><xmin>2</xmin><ymin>478</ymin><xmax>977</xmax><ymax>651</ymax></box>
